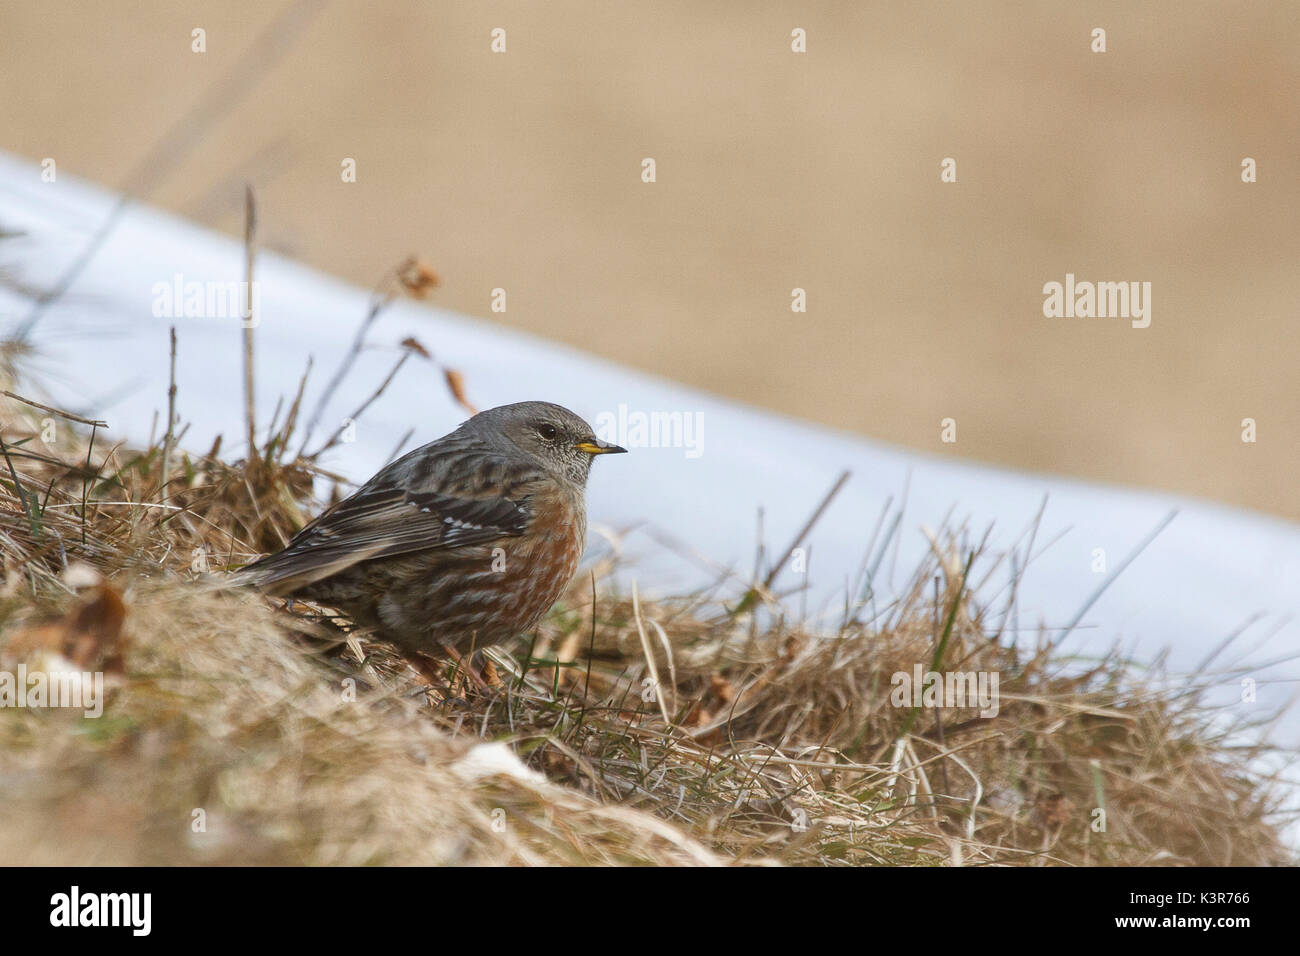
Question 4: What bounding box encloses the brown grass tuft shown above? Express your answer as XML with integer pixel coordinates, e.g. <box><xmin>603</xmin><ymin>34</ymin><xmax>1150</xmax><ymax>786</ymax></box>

<box><xmin>0</xmin><ymin>357</ymin><xmax>1292</xmax><ymax>866</ymax></box>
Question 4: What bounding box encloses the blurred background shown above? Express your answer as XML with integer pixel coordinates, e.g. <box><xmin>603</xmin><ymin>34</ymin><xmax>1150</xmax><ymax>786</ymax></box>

<box><xmin>2</xmin><ymin>0</ymin><xmax>1297</xmax><ymax>518</ymax></box>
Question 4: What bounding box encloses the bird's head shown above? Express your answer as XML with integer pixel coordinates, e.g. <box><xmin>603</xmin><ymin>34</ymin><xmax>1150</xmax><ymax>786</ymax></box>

<box><xmin>474</xmin><ymin>401</ymin><xmax>626</xmax><ymax>485</ymax></box>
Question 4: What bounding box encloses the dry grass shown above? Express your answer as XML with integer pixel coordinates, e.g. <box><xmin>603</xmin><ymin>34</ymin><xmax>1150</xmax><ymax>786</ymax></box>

<box><xmin>0</xmin><ymin>343</ymin><xmax>1292</xmax><ymax>867</ymax></box>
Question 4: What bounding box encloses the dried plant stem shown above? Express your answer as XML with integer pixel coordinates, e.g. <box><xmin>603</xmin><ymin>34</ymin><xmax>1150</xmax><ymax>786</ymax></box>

<box><xmin>243</xmin><ymin>186</ymin><xmax>257</xmax><ymax>460</ymax></box>
<box><xmin>298</xmin><ymin>290</ymin><xmax>394</xmax><ymax>458</ymax></box>
<box><xmin>764</xmin><ymin>469</ymin><xmax>851</xmax><ymax>591</ymax></box>
<box><xmin>12</xmin><ymin>0</ymin><xmax>325</xmax><ymax>342</ymax></box>
<box><xmin>160</xmin><ymin>326</ymin><xmax>178</xmax><ymax>503</ymax></box>
<box><xmin>1</xmin><ymin>391</ymin><xmax>107</xmax><ymax>429</ymax></box>
<box><xmin>308</xmin><ymin>351</ymin><xmax>411</xmax><ymax>459</ymax></box>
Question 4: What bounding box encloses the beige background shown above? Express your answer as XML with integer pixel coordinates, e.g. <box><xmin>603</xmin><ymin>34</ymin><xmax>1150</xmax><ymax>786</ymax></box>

<box><xmin>2</xmin><ymin>1</ymin><xmax>1297</xmax><ymax>518</ymax></box>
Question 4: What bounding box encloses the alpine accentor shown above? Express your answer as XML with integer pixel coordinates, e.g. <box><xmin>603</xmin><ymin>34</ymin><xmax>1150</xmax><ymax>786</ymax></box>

<box><xmin>241</xmin><ymin>401</ymin><xmax>625</xmax><ymax>657</ymax></box>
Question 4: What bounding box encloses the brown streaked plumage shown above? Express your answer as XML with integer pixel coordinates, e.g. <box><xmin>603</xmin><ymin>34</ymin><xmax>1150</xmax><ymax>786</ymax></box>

<box><xmin>240</xmin><ymin>401</ymin><xmax>625</xmax><ymax>656</ymax></box>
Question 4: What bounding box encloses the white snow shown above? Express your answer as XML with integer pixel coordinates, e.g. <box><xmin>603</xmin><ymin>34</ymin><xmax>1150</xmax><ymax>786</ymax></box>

<box><xmin>2</xmin><ymin>151</ymin><xmax>1296</xmax><ymax>752</ymax></box>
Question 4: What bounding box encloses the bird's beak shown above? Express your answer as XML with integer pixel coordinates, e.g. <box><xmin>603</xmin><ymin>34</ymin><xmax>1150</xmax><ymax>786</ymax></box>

<box><xmin>575</xmin><ymin>438</ymin><xmax>627</xmax><ymax>456</ymax></box>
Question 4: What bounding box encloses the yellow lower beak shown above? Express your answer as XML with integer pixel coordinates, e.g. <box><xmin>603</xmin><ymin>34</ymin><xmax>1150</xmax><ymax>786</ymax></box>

<box><xmin>575</xmin><ymin>439</ymin><xmax>628</xmax><ymax>455</ymax></box>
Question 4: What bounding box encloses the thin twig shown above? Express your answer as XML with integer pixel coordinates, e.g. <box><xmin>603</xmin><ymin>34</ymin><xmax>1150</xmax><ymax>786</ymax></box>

<box><xmin>273</xmin><ymin>357</ymin><xmax>313</xmax><ymax>462</ymax></box>
<box><xmin>631</xmin><ymin>582</ymin><xmax>672</xmax><ymax>726</ymax></box>
<box><xmin>243</xmin><ymin>185</ymin><xmax>257</xmax><ymax>458</ymax></box>
<box><xmin>1</xmin><ymin>390</ymin><xmax>106</xmax><ymax>428</ymax></box>
<box><xmin>1054</xmin><ymin>509</ymin><xmax>1178</xmax><ymax>647</ymax></box>
<box><xmin>764</xmin><ymin>470</ymin><xmax>851</xmax><ymax>592</ymax></box>
<box><xmin>80</xmin><ymin>422</ymin><xmax>99</xmax><ymax>546</ymax></box>
<box><xmin>298</xmin><ymin>290</ymin><xmax>395</xmax><ymax>457</ymax></box>
<box><xmin>161</xmin><ymin>326</ymin><xmax>178</xmax><ymax>503</ymax></box>
<box><xmin>13</xmin><ymin>0</ymin><xmax>328</xmax><ymax>341</ymax></box>
<box><xmin>0</xmin><ymin>435</ymin><xmax>36</xmax><ymax>533</ymax></box>
<box><xmin>308</xmin><ymin>351</ymin><xmax>412</xmax><ymax>459</ymax></box>
<box><xmin>383</xmin><ymin>427</ymin><xmax>416</xmax><ymax>467</ymax></box>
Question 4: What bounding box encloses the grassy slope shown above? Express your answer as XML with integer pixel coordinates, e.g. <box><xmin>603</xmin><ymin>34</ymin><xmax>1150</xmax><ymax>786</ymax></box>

<box><xmin>0</xmin><ymin>353</ymin><xmax>1291</xmax><ymax>866</ymax></box>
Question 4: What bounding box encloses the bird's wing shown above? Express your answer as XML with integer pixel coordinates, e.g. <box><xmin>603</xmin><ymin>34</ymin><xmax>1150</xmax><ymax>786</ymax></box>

<box><xmin>240</xmin><ymin>480</ymin><xmax>533</xmax><ymax>595</ymax></box>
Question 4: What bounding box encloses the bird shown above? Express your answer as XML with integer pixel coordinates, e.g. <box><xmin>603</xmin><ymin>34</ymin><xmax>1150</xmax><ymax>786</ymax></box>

<box><xmin>239</xmin><ymin>401</ymin><xmax>626</xmax><ymax>662</ymax></box>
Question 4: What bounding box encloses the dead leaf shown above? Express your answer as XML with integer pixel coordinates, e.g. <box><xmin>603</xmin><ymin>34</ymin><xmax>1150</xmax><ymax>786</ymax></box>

<box><xmin>6</xmin><ymin>584</ymin><xmax>129</xmax><ymax>674</ymax></box>
<box><xmin>399</xmin><ymin>336</ymin><xmax>432</xmax><ymax>359</ymax></box>
<box><xmin>397</xmin><ymin>257</ymin><xmax>440</xmax><ymax>299</ymax></box>
<box><xmin>444</xmin><ymin>368</ymin><xmax>478</xmax><ymax>416</ymax></box>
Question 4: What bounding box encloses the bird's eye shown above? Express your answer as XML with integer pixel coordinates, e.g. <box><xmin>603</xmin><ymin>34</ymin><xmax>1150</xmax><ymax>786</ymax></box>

<box><xmin>536</xmin><ymin>423</ymin><xmax>559</xmax><ymax>441</ymax></box>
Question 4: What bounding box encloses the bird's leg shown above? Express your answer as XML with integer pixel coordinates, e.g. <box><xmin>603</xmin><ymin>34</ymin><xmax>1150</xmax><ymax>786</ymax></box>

<box><xmin>477</xmin><ymin>653</ymin><xmax>502</xmax><ymax>688</ymax></box>
<box><xmin>438</xmin><ymin>641</ymin><xmax>492</xmax><ymax>694</ymax></box>
<box><xmin>407</xmin><ymin>651</ymin><xmax>446</xmax><ymax>688</ymax></box>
